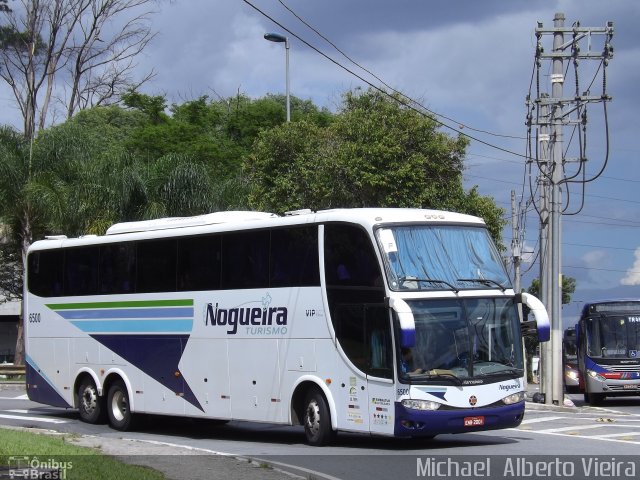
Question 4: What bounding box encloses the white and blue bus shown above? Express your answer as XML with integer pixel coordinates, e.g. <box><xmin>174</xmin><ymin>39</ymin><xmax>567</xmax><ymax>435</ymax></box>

<box><xmin>25</xmin><ymin>208</ymin><xmax>549</xmax><ymax>445</ymax></box>
<box><xmin>575</xmin><ymin>299</ymin><xmax>640</xmax><ymax>405</ymax></box>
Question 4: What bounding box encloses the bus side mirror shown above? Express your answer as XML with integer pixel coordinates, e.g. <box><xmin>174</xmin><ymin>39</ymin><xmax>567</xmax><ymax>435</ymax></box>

<box><xmin>387</xmin><ymin>297</ymin><xmax>416</xmax><ymax>348</ymax></box>
<box><xmin>516</xmin><ymin>292</ymin><xmax>550</xmax><ymax>342</ymax></box>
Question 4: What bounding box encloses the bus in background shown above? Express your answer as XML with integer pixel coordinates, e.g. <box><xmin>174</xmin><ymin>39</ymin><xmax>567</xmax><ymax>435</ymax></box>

<box><xmin>576</xmin><ymin>300</ymin><xmax>640</xmax><ymax>405</ymax></box>
<box><xmin>563</xmin><ymin>327</ymin><xmax>579</xmax><ymax>393</ymax></box>
<box><xmin>25</xmin><ymin>208</ymin><xmax>549</xmax><ymax>445</ymax></box>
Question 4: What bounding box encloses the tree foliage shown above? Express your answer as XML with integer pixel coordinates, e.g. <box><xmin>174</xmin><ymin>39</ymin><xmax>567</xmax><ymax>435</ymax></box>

<box><xmin>527</xmin><ymin>276</ymin><xmax>576</xmax><ymax>306</ymax></box>
<box><xmin>246</xmin><ymin>88</ymin><xmax>505</xmax><ymax>245</ymax></box>
<box><xmin>0</xmin><ymin>239</ymin><xmax>22</xmax><ymax>302</ymax></box>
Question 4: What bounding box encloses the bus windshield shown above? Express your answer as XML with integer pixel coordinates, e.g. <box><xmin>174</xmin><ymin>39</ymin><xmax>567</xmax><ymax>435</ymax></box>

<box><xmin>398</xmin><ymin>297</ymin><xmax>523</xmax><ymax>382</ymax></box>
<box><xmin>377</xmin><ymin>225</ymin><xmax>510</xmax><ymax>292</ymax></box>
<box><xmin>563</xmin><ymin>328</ymin><xmax>578</xmax><ymax>361</ymax></box>
<box><xmin>585</xmin><ymin>315</ymin><xmax>640</xmax><ymax>358</ymax></box>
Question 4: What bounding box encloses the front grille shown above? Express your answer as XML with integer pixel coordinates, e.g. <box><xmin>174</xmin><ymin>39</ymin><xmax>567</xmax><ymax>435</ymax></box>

<box><xmin>607</xmin><ymin>385</ymin><xmax>640</xmax><ymax>392</ymax></box>
<box><xmin>602</xmin><ymin>364</ymin><xmax>640</xmax><ymax>373</ymax></box>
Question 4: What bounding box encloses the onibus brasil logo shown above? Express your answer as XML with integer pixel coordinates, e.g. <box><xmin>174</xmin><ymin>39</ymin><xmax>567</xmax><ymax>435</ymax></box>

<box><xmin>8</xmin><ymin>456</ymin><xmax>73</xmax><ymax>479</ymax></box>
<box><xmin>204</xmin><ymin>292</ymin><xmax>288</xmax><ymax>335</ymax></box>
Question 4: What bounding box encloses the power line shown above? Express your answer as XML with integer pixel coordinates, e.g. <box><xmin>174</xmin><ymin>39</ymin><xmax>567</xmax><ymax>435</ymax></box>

<box><xmin>523</xmin><ymin>261</ymin><xmax>640</xmax><ymax>276</ymax></box>
<box><xmin>243</xmin><ymin>0</ymin><xmax>530</xmax><ymax>159</ymax></box>
<box><xmin>505</xmin><ymin>239</ymin><xmax>638</xmax><ymax>252</ymax></box>
<box><xmin>563</xmin><ymin>265</ymin><xmax>640</xmax><ymax>275</ymax></box>
<box><xmin>563</xmin><ymin>241</ymin><xmax>638</xmax><ymax>252</ymax></box>
<box><xmin>587</xmin><ymin>193</ymin><xmax>640</xmax><ymax>205</ymax></box>
<box><xmin>563</xmin><ymin>218</ymin><xmax>640</xmax><ymax>228</ymax></box>
<box><xmin>276</xmin><ymin>0</ymin><xmax>527</xmax><ymax>141</ymax></box>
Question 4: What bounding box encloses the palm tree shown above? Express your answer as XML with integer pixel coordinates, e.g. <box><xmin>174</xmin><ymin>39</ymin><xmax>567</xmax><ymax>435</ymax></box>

<box><xmin>0</xmin><ymin>126</ymin><xmax>49</xmax><ymax>365</ymax></box>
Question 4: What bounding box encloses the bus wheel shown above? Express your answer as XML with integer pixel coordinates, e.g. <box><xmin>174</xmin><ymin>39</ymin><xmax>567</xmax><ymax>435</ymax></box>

<box><xmin>77</xmin><ymin>378</ymin><xmax>105</xmax><ymax>424</ymax></box>
<box><xmin>303</xmin><ymin>389</ymin><xmax>333</xmax><ymax>446</ymax></box>
<box><xmin>107</xmin><ymin>380</ymin><xmax>134</xmax><ymax>431</ymax></box>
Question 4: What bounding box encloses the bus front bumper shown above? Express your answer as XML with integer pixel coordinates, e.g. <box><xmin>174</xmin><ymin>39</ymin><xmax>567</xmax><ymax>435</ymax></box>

<box><xmin>394</xmin><ymin>401</ymin><xmax>525</xmax><ymax>437</ymax></box>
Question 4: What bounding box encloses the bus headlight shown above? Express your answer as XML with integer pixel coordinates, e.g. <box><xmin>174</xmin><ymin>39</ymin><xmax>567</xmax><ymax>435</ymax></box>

<box><xmin>401</xmin><ymin>399</ymin><xmax>441</xmax><ymax>411</ymax></box>
<box><xmin>565</xmin><ymin>369</ymin><xmax>578</xmax><ymax>381</ymax></box>
<box><xmin>502</xmin><ymin>391</ymin><xmax>525</xmax><ymax>405</ymax></box>
<box><xmin>587</xmin><ymin>370</ymin><xmax>606</xmax><ymax>382</ymax></box>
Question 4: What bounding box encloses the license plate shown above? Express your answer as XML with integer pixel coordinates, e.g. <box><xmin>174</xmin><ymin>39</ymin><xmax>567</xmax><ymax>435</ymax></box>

<box><xmin>623</xmin><ymin>384</ymin><xmax>638</xmax><ymax>390</ymax></box>
<box><xmin>464</xmin><ymin>416</ymin><xmax>485</xmax><ymax>427</ymax></box>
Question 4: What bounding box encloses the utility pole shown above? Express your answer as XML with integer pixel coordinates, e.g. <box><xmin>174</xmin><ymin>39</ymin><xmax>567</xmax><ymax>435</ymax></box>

<box><xmin>550</xmin><ymin>12</ymin><xmax>565</xmax><ymax>405</ymax></box>
<box><xmin>538</xmin><ymin>95</ymin><xmax>553</xmax><ymax>402</ymax></box>
<box><xmin>531</xmin><ymin>13</ymin><xmax>613</xmax><ymax>405</ymax></box>
<box><xmin>511</xmin><ymin>191</ymin><xmax>521</xmax><ymax>299</ymax></box>
<box><xmin>512</xmin><ymin>191</ymin><xmax>527</xmax><ymax>387</ymax></box>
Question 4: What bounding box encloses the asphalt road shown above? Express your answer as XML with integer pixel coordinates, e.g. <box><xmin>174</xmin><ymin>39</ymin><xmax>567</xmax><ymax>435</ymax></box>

<box><xmin>1</xmin><ymin>384</ymin><xmax>640</xmax><ymax>480</ymax></box>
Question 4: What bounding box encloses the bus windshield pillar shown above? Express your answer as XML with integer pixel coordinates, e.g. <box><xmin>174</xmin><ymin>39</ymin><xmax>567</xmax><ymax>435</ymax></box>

<box><xmin>387</xmin><ymin>297</ymin><xmax>415</xmax><ymax>348</ymax></box>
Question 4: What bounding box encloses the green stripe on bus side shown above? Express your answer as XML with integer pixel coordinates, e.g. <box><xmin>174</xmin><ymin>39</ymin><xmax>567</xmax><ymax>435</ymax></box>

<box><xmin>45</xmin><ymin>299</ymin><xmax>194</xmax><ymax>310</ymax></box>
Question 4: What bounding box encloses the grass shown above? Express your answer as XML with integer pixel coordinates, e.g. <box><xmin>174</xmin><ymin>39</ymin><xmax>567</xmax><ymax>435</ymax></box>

<box><xmin>0</xmin><ymin>428</ymin><xmax>164</xmax><ymax>480</ymax></box>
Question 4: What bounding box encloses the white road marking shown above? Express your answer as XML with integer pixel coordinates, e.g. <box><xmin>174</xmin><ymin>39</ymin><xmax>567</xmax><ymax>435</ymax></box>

<box><xmin>585</xmin><ymin>432</ymin><xmax>640</xmax><ymax>438</ymax></box>
<box><xmin>132</xmin><ymin>439</ymin><xmax>337</xmax><ymax>480</ymax></box>
<box><xmin>520</xmin><ymin>416</ymin><xmax>566</xmax><ymax>424</ymax></box>
<box><xmin>0</xmin><ymin>394</ymin><xmax>29</xmax><ymax>400</ymax></box>
<box><xmin>536</xmin><ymin>424</ymin><xmax>606</xmax><ymax>433</ymax></box>
<box><xmin>0</xmin><ymin>413</ymin><xmax>68</xmax><ymax>424</ymax></box>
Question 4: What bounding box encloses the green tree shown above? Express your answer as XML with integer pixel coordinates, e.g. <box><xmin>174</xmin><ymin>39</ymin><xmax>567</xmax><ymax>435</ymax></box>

<box><xmin>0</xmin><ymin>125</ymin><xmax>50</xmax><ymax>365</ymax></box>
<box><xmin>523</xmin><ymin>275</ymin><xmax>576</xmax><ymax>381</ymax></box>
<box><xmin>245</xmin><ymin>88</ymin><xmax>504</xmax><ymax>245</ymax></box>
<box><xmin>527</xmin><ymin>276</ymin><xmax>576</xmax><ymax>306</ymax></box>
<box><xmin>27</xmin><ymin>123</ymin><xmax>249</xmax><ymax>237</ymax></box>
<box><xmin>121</xmin><ymin>92</ymin><xmax>333</xmax><ymax>177</ymax></box>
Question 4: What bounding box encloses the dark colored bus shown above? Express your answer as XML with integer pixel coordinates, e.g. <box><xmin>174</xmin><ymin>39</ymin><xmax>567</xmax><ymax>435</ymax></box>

<box><xmin>575</xmin><ymin>300</ymin><xmax>640</xmax><ymax>405</ymax></box>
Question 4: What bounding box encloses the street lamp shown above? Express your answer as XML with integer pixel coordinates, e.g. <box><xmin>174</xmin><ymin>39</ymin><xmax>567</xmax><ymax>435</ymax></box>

<box><xmin>264</xmin><ymin>32</ymin><xmax>290</xmax><ymax>122</ymax></box>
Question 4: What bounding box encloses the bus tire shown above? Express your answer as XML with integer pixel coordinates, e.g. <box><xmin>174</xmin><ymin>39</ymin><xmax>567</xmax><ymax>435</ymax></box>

<box><xmin>303</xmin><ymin>389</ymin><xmax>334</xmax><ymax>446</ymax></box>
<box><xmin>107</xmin><ymin>380</ymin><xmax>134</xmax><ymax>431</ymax></box>
<box><xmin>77</xmin><ymin>378</ymin><xmax>106</xmax><ymax>424</ymax></box>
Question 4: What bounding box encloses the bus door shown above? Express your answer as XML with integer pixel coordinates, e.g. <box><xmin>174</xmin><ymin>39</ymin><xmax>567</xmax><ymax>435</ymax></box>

<box><xmin>330</xmin><ymin>302</ymin><xmax>394</xmax><ymax>434</ymax></box>
<box><xmin>365</xmin><ymin>304</ymin><xmax>395</xmax><ymax>436</ymax></box>
<box><xmin>323</xmin><ymin>223</ymin><xmax>390</xmax><ymax>433</ymax></box>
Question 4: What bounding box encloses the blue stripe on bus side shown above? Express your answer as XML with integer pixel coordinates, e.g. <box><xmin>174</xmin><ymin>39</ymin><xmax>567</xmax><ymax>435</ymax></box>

<box><xmin>70</xmin><ymin>319</ymin><xmax>193</xmax><ymax>333</ymax></box>
<box><xmin>56</xmin><ymin>307</ymin><xmax>194</xmax><ymax>320</ymax></box>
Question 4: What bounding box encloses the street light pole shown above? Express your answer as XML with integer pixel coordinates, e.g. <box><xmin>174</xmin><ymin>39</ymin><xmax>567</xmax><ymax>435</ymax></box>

<box><xmin>264</xmin><ymin>32</ymin><xmax>290</xmax><ymax>122</ymax></box>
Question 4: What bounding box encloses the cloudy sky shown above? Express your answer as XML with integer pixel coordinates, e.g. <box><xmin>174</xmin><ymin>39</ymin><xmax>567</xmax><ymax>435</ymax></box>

<box><xmin>2</xmin><ymin>0</ymin><xmax>639</xmax><ymax>325</ymax></box>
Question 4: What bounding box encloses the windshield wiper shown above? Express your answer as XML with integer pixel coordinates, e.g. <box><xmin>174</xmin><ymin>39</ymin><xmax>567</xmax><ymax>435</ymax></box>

<box><xmin>417</xmin><ymin>370</ymin><xmax>463</xmax><ymax>386</ymax></box>
<box><xmin>456</xmin><ymin>277</ymin><xmax>506</xmax><ymax>292</ymax></box>
<box><xmin>476</xmin><ymin>368</ymin><xmax>524</xmax><ymax>378</ymax></box>
<box><xmin>398</xmin><ymin>276</ymin><xmax>459</xmax><ymax>292</ymax></box>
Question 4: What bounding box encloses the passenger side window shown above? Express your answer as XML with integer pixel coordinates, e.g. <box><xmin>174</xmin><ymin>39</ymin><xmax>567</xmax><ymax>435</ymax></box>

<box><xmin>270</xmin><ymin>227</ymin><xmax>320</xmax><ymax>287</ymax></box>
<box><xmin>27</xmin><ymin>250</ymin><xmax>64</xmax><ymax>297</ymax></box>
<box><xmin>177</xmin><ymin>235</ymin><xmax>221</xmax><ymax>291</ymax></box>
<box><xmin>137</xmin><ymin>239</ymin><xmax>177</xmax><ymax>293</ymax></box>
<box><xmin>64</xmin><ymin>247</ymin><xmax>99</xmax><ymax>296</ymax></box>
<box><xmin>99</xmin><ymin>243</ymin><xmax>136</xmax><ymax>294</ymax></box>
<box><xmin>324</xmin><ymin>224</ymin><xmax>381</xmax><ymax>287</ymax></box>
<box><xmin>221</xmin><ymin>230</ymin><xmax>270</xmax><ymax>289</ymax></box>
